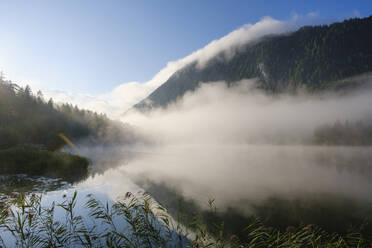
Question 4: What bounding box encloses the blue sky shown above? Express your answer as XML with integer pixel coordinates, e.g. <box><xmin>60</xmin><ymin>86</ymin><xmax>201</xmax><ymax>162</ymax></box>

<box><xmin>0</xmin><ymin>0</ymin><xmax>371</xmax><ymax>95</ymax></box>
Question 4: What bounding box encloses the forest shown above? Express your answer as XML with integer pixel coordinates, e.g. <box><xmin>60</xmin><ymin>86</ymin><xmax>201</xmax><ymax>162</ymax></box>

<box><xmin>0</xmin><ymin>75</ymin><xmax>134</xmax><ymax>151</ymax></box>
<box><xmin>0</xmin><ymin>74</ymin><xmax>137</xmax><ymax>180</ymax></box>
<box><xmin>135</xmin><ymin>15</ymin><xmax>372</xmax><ymax>109</ymax></box>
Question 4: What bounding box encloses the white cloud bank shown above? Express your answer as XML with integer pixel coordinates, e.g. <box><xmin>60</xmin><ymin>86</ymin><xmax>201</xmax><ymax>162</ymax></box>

<box><xmin>117</xmin><ymin>79</ymin><xmax>372</xmax><ymax>210</ymax></box>
<box><xmin>39</xmin><ymin>15</ymin><xmax>309</xmax><ymax>118</ymax></box>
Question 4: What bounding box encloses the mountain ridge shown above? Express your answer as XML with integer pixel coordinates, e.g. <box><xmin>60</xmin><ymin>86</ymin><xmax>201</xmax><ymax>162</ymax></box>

<box><xmin>134</xmin><ymin>15</ymin><xmax>372</xmax><ymax>110</ymax></box>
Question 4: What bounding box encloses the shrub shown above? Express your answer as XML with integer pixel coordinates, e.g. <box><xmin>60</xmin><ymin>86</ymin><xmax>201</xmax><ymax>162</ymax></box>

<box><xmin>0</xmin><ymin>145</ymin><xmax>89</xmax><ymax>183</ymax></box>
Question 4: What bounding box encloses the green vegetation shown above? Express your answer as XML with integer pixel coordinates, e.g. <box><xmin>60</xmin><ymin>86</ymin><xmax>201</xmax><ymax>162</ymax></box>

<box><xmin>0</xmin><ymin>75</ymin><xmax>134</xmax><ymax>151</ymax></box>
<box><xmin>0</xmin><ymin>75</ymin><xmax>139</xmax><ymax>180</ymax></box>
<box><xmin>135</xmin><ymin>15</ymin><xmax>372</xmax><ymax>109</ymax></box>
<box><xmin>0</xmin><ymin>145</ymin><xmax>89</xmax><ymax>183</ymax></box>
<box><xmin>1</xmin><ymin>191</ymin><xmax>372</xmax><ymax>248</ymax></box>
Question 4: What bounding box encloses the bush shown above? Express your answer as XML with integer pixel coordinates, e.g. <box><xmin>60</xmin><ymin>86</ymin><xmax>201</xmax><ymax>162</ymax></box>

<box><xmin>0</xmin><ymin>145</ymin><xmax>89</xmax><ymax>183</ymax></box>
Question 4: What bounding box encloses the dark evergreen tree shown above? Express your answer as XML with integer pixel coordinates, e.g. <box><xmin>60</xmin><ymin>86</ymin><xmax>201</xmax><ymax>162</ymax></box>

<box><xmin>0</xmin><ymin>77</ymin><xmax>136</xmax><ymax>150</ymax></box>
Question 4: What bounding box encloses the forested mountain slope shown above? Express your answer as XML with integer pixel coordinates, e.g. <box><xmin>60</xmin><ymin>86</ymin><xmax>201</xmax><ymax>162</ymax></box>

<box><xmin>134</xmin><ymin>15</ymin><xmax>372</xmax><ymax>109</ymax></box>
<box><xmin>0</xmin><ymin>76</ymin><xmax>134</xmax><ymax>151</ymax></box>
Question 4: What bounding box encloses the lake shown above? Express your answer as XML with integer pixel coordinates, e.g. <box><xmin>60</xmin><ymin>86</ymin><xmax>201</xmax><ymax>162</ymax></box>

<box><xmin>2</xmin><ymin>144</ymin><xmax>372</xmax><ymax>245</ymax></box>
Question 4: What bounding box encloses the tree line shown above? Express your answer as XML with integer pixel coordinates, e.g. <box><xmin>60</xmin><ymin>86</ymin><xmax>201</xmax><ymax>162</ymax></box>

<box><xmin>0</xmin><ymin>74</ymin><xmax>135</xmax><ymax>151</ymax></box>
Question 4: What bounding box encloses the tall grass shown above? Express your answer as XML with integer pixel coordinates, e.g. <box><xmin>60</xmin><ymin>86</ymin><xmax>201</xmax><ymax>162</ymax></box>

<box><xmin>0</xmin><ymin>191</ymin><xmax>371</xmax><ymax>248</ymax></box>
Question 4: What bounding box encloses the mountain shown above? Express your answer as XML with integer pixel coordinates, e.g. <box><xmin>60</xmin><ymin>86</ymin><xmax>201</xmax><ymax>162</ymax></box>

<box><xmin>134</xmin><ymin>15</ymin><xmax>372</xmax><ymax>110</ymax></box>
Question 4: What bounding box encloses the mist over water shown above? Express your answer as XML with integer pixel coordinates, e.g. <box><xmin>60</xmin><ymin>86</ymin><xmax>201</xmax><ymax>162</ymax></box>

<box><xmin>96</xmin><ymin>79</ymin><xmax>372</xmax><ymax>231</ymax></box>
<box><xmin>123</xmin><ymin>80</ymin><xmax>372</xmax><ymax>145</ymax></box>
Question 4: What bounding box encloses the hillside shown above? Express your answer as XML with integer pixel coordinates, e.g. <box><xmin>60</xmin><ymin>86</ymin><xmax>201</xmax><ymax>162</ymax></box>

<box><xmin>0</xmin><ymin>76</ymin><xmax>134</xmax><ymax>151</ymax></box>
<box><xmin>134</xmin><ymin>15</ymin><xmax>372</xmax><ymax>110</ymax></box>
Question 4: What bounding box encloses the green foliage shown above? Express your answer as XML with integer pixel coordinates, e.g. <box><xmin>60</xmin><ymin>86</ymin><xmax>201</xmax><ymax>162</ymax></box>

<box><xmin>1</xmin><ymin>192</ymin><xmax>372</xmax><ymax>247</ymax></box>
<box><xmin>0</xmin><ymin>127</ymin><xmax>20</xmax><ymax>149</ymax></box>
<box><xmin>0</xmin><ymin>145</ymin><xmax>89</xmax><ymax>183</ymax></box>
<box><xmin>253</xmin><ymin>16</ymin><xmax>372</xmax><ymax>91</ymax></box>
<box><xmin>0</xmin><ymin>77</ymin><xmax>134</xmax><ymax>151</ymax></box>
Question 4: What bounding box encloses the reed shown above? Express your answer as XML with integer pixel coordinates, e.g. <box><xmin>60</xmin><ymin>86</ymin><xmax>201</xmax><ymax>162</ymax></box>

<box><xmin>0</xmin><ymin>191</ymin><xmax>371</xmax><ymax>248</ymax></box>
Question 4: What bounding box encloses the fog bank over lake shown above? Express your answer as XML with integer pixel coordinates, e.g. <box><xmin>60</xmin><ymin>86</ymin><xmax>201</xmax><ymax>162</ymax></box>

<box><xmin>120</xmin><ymin>145</ymin><xmax>372</xmax><ymax>208</ymax></box>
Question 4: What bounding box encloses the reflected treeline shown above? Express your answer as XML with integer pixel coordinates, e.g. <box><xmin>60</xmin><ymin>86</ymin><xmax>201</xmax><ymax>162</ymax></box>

<box><xmin>246</xmin><ymin>194</ymin><xmax>372</xmax><ymax>235</ymax></box>
<box><xmin>139</xmin><ymin>180</ymin><xmax>372</xmax><ymax>239</ymax></box>
<box><xmin>0</xmin><ymin>175</ymin><xmax>68</xmax><ymax>195</ymax></box>
<box><xmin>314</xmin><ymin>120</ymin><xmax>372</xmax><ymax>146</ymax></box>
<box><xmin>136</xmin><ymin>180</ymin><xmax>254</xmax><ymax>239</ymax></box>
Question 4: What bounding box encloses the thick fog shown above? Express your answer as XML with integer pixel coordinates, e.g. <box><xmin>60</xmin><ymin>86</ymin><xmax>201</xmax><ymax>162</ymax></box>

<box><xmin>115</xmin><ymin>79</ymin><xmax>372</xmax><ymax>212</ymax></box>
<box><xmin>124</xmin><ymin>80</ymin><xmax>372</xmax><ymax>144</ymax></box>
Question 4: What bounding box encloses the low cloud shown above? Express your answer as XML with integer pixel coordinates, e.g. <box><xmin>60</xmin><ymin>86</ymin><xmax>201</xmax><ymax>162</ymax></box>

<box><xmin>122</xmin><ymin>80</ymin><xmax>372</xmax><ymax>145</ymax></box>
<box><xmin>117</xmin><ymin>79</ymin><xmax>372</xmax><ymax>211</ymax></box>
<box><xmin>38</xmin><ymin>15</ymin><xmax>322</xmax><ymax>118</ymax></box>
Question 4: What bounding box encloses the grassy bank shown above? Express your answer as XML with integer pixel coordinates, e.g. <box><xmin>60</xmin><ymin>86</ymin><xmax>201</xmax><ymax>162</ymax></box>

<box><xmin>0</xmin><ymin>145</ymin><xmax>89</xmax><ymax>183</ymax></box>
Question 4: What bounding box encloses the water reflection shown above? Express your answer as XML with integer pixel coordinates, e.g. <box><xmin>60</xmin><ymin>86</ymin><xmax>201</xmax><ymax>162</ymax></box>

<box><xmin>120</xmin><ymin>144</ymin><xmax>372</xmax><ymax>234</ymax></box>
<box><xmin>2</xmin><ymin>144</ymin><xmax>372</xmax><ymax>238</ymax></box>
